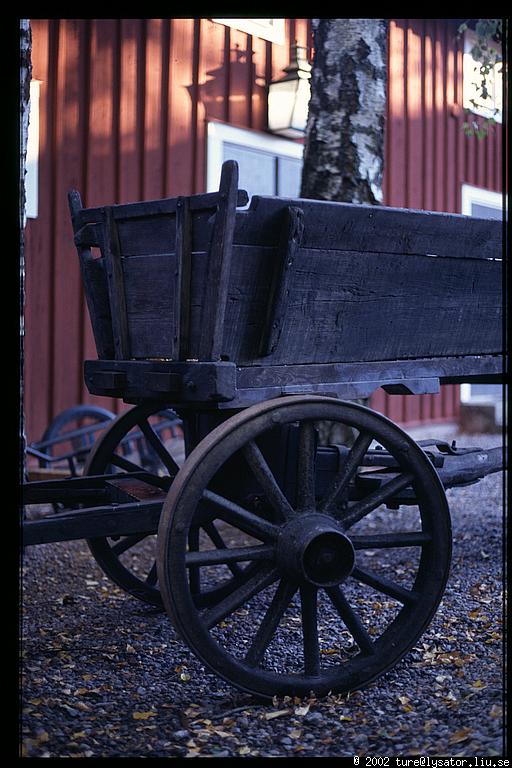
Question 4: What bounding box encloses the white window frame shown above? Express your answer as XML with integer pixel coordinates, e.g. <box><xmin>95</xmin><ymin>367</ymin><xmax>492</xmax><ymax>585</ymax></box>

<box><xmin>211</xmin><ymin>18</ymin><xmax>285</xmax><ymax>45</ymax></box>
<box><xmin>206</xmin><ymin>121</ymin><xmax>303</xmax><ymax>195</ymax></box>
<box><xmin>463</xmin><ymin>29</ymin><xmax>502</xmax><ymax>123</ymax></box>
<box><xmin>25</xmin><ymin>79</ymin><xmax>41</xmax><ymax>219</ymax></box>
<box><xmin>461</xmin><ymin>184</ymin><xmax>504</xmax><ymax>217</ymax></box>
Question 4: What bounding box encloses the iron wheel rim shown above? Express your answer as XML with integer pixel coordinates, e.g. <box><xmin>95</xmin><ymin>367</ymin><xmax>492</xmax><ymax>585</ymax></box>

<box><xmin>157</xmin><ymin>396</ymin><xmax>452</xmax><ymax>698</ymax></box>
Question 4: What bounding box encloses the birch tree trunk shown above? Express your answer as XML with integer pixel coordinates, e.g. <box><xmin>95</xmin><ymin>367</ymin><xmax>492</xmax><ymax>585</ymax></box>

<box><xmin>300</xmin><ymin>18</ymin><xmax>387</xmax><ymax>204</ymax></box>
<box><xmin>20</xmin><ymin>19</ymin><xmax>32</xmax><ymax>481</ymax></box>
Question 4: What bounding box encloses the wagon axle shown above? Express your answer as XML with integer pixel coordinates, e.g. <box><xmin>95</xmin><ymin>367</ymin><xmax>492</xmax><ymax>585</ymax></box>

<box><xmin>276</xmin><ymin>514</ymin><xmax>356</xmax><ymax>587</ymax></box>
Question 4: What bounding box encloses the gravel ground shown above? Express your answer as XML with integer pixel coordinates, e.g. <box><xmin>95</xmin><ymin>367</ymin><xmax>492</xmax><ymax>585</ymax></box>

<box><xmin>20</xmin><ymin>430</ymin><xmax>506</xmax><ymax>758</ymax></box>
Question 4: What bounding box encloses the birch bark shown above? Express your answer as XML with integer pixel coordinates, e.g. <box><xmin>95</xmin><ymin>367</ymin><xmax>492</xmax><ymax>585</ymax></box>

<box><xmin>300</xmin><ymin>19</ymin><xmax>387</xmax><ymax>204</ymax></box>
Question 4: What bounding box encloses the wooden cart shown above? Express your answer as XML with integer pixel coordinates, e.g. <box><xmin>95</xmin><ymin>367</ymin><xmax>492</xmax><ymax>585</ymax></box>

<box><xmin>22</xmin><ymin>160</ymin><xmax>505</xmax><ymax>699</ymax></box>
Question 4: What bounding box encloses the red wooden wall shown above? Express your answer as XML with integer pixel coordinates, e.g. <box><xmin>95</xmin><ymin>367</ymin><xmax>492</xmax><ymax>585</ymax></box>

<box><xmin>371</xmin><ymin>19</ymin><xmax>503</xmax><ymax>427</ymax></box>
<box><xmin>23</xmin><ymin>18</ymin><xmax>503</xmax><ymax>441</ymax></box>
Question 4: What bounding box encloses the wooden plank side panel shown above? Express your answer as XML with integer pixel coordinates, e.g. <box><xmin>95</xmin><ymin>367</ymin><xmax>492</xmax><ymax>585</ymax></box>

<box><xmin>121</xmin><ymin>243</ymin><xmax>502</xmax><ymax>368</ymax></box>
<box><xmin>123</xmin><ymin>253</ymin><xmax>176</xmax><ymax>358</ymax></box>
<box><xmin>236</xmin><ymin>247</ymin><xmax>502</xmax><ymax>366</ymax></box>
<box><xmin>235</xmin><ymin>196</ymin><xmax>502</xmax><ymax>259</ymax></box>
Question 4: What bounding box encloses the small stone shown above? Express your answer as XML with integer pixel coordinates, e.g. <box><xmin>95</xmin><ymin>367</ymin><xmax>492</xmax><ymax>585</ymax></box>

<box><xmin>304</xmin><ymin>711</ymin><xmax>323</xmax><ymax>724</ymax></box>
<box><xmin>172</xmin><ymin>730</ymin><xmax>190</xmax><ymax>740</ymax></box>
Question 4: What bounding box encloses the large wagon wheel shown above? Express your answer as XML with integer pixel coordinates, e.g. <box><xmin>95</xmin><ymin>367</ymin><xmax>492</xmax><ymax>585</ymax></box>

<box><xmin>84</xmin><ymin>403</ymin><xmax>183</xmax><ymax>607</ymax></box>
<box><xmin>84</xmin><ymin>404</ymin><xmax>261</xmax><ymax>609</ymax></box>
<box><xmin>157</xmin><ymin>396</ymin><xmax>451</xmax><ymax>698</ymax></box>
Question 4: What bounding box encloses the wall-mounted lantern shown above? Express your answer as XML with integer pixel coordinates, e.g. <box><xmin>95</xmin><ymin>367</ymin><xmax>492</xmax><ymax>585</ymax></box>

<box><xmin>267</xmin><ymin>44</ymin><xmax>312</xmax><ymax>138</ymax></box>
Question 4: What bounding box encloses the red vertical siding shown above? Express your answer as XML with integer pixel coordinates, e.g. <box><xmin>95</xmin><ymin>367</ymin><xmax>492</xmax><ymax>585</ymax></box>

<box><xmin>371</xmin><ymin>18</ymin><xmax>503</xmax><ymax>427</ymax></box>
<box><xmin>24</xmin><ymin>18</ymin><xmax>502</xmax><ymax>441</ymax></box>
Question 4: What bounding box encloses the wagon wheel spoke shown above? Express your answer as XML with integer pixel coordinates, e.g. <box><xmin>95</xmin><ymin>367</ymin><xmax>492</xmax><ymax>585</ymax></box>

<box><xmin>339</xmin><ymin>472</ymin><xmax>415</xmax><ymax>529</ymax></box>
<box><xmin>351</xmin><ymin>565</ymin><xmax>419</xmax><ymax>605</ymax></box>
<box><xmin>300</xmin><ymin>585</ymin><xmax>320</xmax><ymax>677</ymax></box>
<box><xmin>296</xmin><ymin>422</ymin><xmax>317</xmax><ymax>513</ymax></box>
<box><xmin>111</xmin><ymin>532</ymin><xmax>149</xmax><ymax>556</ymax></box>
<box><xmin>145</xmin><ymin>561</ymin><xmax>158</xmax><ymax>586</ymax></box>
<box><xmin>320</xmin><ymin>431</ymin><xmax>374</xmax><ymax>515</ymax></box>
<box><xmin>186</xmin><ymin>543</ymin><xmax>275</xmax><ymax>567</ymax></box>
<box><xmin>202</xmin><ymin>521</ymin><xmax>245</xmax><ymax>578</ymax></box>
<box><xmin>109</xmin><ymin>453</ymin><xmax>167</xmax><ymax>487</ymax></box>
<box><xmin>203</xmin><ymin>564</ymin><xmax>280</xmax><ymax>629</ymax></box>
<box><xmin>242</xmin><ymin>440</ymin><xmax>294</xmax><ymax>521</ymax></box>
<box><xmin>245</xmin><ymin>578</ymin><xmax>298</xmax><ymax>667</ymax></box>
<box><xmin>351</xmin><ymin>531</ymin><xmax>432</xmax><ymax>549</ymax></box>
<box><xmin>326</xmin><ymin>586</ymin><xmax>374</xmax><ymax>655</ymax></box>
<box><xmin>110</xmin><ymin>453</ymin><xmax>148</xmax><ymax>474</ymax></box>
<box><xmin>136</xmin><ymin>418</ymin><xmax>180</xmax><ymax>476</ymax></box>
<box><xmin>202</xmin><ymin>490</ymin><xmax>280</xmax><ymax>541</ymax></box>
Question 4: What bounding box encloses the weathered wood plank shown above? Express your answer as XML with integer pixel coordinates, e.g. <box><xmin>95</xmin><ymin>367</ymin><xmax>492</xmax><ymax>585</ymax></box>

<box><xmin>76</xmin><ymin>189</ymin><xmax>249</xmax><ymax>224</ymax></box>
<box><xmin>235</xmin><ymin>356</ymin><xmax>504</xmax><ymax>390</ymax></box>
<box><xmin>23</xmin><ymin>501</ymin><xmax>162</xmax><ymax>545</ymax></box>
<box><xmin>259</xmin><ymin>206</ymin><xmax>304</xmax><ymax>357</ymax></box>
<box><xmin>234</xmin><ymin>195</ymin><xmax>502</xmax><ymax>260</ymax></box>
<box><xmin>198</xmin><ymin>159</ymin><xmax>240</xmax><ymax>360</ymax></box>
<box><xmin>122</xmin><ymin>252</ymin><xmax>175</xmax><ymax>358</ymax></box>
<box><xmin>220</xmin><ymin>244</ymin><xmax>502</xmax><ymax>365</ymax></box>
<box><xmin>173</xmin><ymin>196</ymin><xmax>192</xmax><ymax>360</ymax></box>
<box><xmin>103</xmin><ymin>207</ymin><xmax>130</xmax><ymax>359</ymax></box>
<box><xmin>68</xmin><ymin>191</ymin><xmax>115</xmax><ymax>360</ymax></box>
<box><xmin>117</xmin><ymin>240</ymin><xmax>501</xmax><ymax>366</ymax></box>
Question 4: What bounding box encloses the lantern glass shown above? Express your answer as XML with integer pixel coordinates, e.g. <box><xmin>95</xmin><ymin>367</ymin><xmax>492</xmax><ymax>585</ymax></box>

<box><xmin>268</xmin><ymin>45</ymin><xmax>311</xmax><ymax>138</ymax></box>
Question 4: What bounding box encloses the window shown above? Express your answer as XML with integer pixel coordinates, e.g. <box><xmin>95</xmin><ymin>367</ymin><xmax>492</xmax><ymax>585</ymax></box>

<box><xmin>463</xmin><ymin>28</ymin><xmax>502</xmax><ymax>123</ymax></box>
<box><xmin>460</xmin><ymin>183</ymin><xmax>504</xmax><ymax>423</ymax></box>
<box><xmin>461</xmin><ymin>184</ymin><xmax>504</xmax><ymax>220</ymax></box>
<box><xmin>206</xmin><ymin>122</ymin><xmax>303</xmax><ymax>202</ymax></box>
<box><xmin>212</xmin><ymin>18</ymin><xmax>285</xmax><ymax>45</ymax></box>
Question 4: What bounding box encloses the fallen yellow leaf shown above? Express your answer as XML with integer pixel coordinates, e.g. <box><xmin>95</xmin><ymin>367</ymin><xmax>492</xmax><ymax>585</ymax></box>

<box><xmin>264</xmin><ymin>709</ymin><xmax>290</xmax><ymax>720</ymax></box>
<box><xmin>132</xmin><ymin>711</ymin><xmax>157</xmax><ymax>720</ymax></box>
<box><xmin>449</xmin><ymin>727</ymin><xmax>473</xmax><ymax>744</ymax></box>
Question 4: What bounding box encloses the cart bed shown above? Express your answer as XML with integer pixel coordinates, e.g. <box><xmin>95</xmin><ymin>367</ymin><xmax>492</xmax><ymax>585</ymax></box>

<box><xmin>69</xmin><ymin>161</ymin><xmax>503</xmax><ymax>406</ymax></box>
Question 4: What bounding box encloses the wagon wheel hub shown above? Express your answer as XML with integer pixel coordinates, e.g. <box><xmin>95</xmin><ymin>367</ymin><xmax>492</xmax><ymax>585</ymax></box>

<box><xmin>277</xmin><ymin>514</ymin><xmax>355</xmax><ymax>587</ymax></box>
